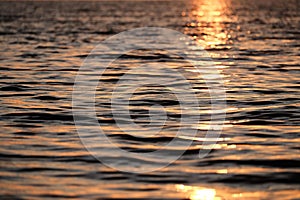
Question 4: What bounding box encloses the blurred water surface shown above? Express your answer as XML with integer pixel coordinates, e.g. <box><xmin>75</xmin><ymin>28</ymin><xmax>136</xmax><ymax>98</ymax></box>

<box><xmin>0</xmin><ymin>0</ymin><xmax>299</xmax><ymax>199</ymax></box>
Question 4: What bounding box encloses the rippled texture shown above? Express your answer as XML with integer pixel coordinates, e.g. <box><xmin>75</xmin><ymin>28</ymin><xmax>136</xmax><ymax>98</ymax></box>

<box><xmin>0</xmin><ymin>0</ymin><xmax>299</xmax><ymax>199</ymax></box>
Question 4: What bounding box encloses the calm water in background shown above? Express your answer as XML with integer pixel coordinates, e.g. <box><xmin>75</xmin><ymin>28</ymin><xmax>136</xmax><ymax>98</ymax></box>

<box><xmin>0</xmin><ymin>0</ymin><xmax>300</xmax><ymax>199</ymax></box>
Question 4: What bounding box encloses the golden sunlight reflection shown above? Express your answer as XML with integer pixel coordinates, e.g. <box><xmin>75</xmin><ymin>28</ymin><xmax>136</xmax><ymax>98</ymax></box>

<box><xmin>176</xmin><ymin>184</ymin><xmax>220</xmax><ymax>200</ymax></box>
<box><xmin>185</xmin><ymin>0</ymin><xmax>232</xmax><ymax>48</ymax></box>
<box><xmin>190</xmin><ymin>189</ymin><xmax>217</xmax><ymax>200</ymax></box>
<box><xmin>174</xmin><ymin>184</ymin><xmax>300</xmax><ymax>200</ymax></box>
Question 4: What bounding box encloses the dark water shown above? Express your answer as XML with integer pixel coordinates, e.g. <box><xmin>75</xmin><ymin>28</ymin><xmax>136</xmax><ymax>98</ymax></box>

<box><xmin>0</xmin><ymin>0</ymin><xmax>300</xmax><ymax>199</ymax></box>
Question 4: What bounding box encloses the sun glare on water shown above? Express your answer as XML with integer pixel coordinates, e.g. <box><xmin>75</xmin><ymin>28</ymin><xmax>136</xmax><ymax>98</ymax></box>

<box><xmin>176</xmin><ymin>184</ymin><xmax>222</xmax><ymax>200</ymax></box>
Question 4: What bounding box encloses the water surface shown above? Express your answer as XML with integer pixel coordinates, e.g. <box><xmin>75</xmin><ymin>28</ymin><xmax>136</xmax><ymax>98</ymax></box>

<box><xmin>0</xmin><ymin>0</ymin><xmax>299</xmax><ymax>199</ymax></box>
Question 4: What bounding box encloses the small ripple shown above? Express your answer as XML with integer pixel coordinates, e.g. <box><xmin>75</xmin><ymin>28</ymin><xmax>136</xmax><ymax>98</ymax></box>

<box><xmin>216</xmin><ymin>172</ymin><xmax>300</xmax><ymax>184</ymax></box>
<box><xmin>0</xmin><ymin>85</ymin><xmax>30</xmax><ymax>92</ymax></box>
<box><xmin>3</xmin><ymin>112</ymin><xmax>74</xmax><ymax>121</ymax></box>
<box><xmin>198</xmin><ymin>159</ymin><xmax>299</xmax><ymax>168</ymax></box>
